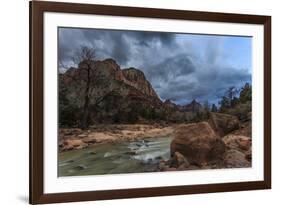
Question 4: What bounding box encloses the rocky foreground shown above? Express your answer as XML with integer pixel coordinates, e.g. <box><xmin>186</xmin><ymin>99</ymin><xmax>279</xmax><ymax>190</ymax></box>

<box><xmin>59</xmin><ymin>112</ymin><xmax>252</xmax><ymax>170</ymax></box>
<box><xmin>158</xmin><ymin>112</ymin><xmax>252</xmax><ymax>171</ymax></box>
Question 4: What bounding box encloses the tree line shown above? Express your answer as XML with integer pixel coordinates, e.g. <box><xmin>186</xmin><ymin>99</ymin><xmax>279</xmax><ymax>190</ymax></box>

<box><xmin>201</xmin><ymin>83</ymin><xmax>251</xmax><ymax>120</ymax></box>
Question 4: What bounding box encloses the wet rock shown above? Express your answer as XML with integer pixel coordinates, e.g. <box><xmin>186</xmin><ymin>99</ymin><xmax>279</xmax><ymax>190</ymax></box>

<box><xmin>171</xmin><ymin>122</ymin><xmax>225</xmax><ymax>166</ymax></box>
<box><xmin>88</xmin><ymin>151</ymin><xmax>97</xmax><ymax>155</ymax></box>
<box><xmin>65</xmin><ymin>159</ymin><xmax>74</xmax><ymax>163</ymax></box>
<box><xmin>209</xmin><ymin>112</ymin><xmax>240</xmax><ymax>137</ymax></box>
<box><xmin>104</xmin><ymin>152</ymin><xmax>113</xmax><ymax>157</ymax></box>
<box><xmin>124</xmin><ymin>151</ymin><xmax>136</xmax><ymax>155</ymax></box>
<box><xmin>155</xmin><ymin>156</ymin><xmax>163</xmax><ymax>160</ymax></box>
<box><xmin>74</xmin><ymin>165</ymin><xmax>87</xmax><ymax>170</ymax></box>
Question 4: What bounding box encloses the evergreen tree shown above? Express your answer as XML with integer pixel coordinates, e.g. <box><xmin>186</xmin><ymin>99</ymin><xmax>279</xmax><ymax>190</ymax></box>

<box><xmin>211</xmin><ymin>104</ymin><xmax>218</xmax><ymax>112</ymax></box>
<box><xmin>203</xmin><ymin>100</ymin><xmax>210</xmax><ymax>112</ymax></box>
<box><xmin>239</xmin><ymin>83</ymin><xmax>252</xmax><ymax>103</ymax></box>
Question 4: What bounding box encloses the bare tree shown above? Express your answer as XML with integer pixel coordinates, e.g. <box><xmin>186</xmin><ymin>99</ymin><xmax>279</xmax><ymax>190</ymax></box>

<box><xmin>61</xmin><ymin>46</ymin><xmax>118</xmax><ymax>129</ymax></box>
<box><xmin>73</xmin><ymin>46</ymin><xmax>96</xmax><ymax>129</ymax></box>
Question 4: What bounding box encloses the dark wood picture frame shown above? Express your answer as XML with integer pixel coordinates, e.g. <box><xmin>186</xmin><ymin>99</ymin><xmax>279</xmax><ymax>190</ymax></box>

<box><xmin>30</xmin><ymin>1</ymin><xmax>271</xmax><ymax>204</ymax></box>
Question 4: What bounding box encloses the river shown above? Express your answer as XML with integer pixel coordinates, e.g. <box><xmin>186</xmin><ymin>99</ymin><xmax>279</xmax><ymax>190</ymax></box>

<box><xmin>58</xmin><ymin>136</ymin><xmax>172</xmax><ymax>176</ymax></box>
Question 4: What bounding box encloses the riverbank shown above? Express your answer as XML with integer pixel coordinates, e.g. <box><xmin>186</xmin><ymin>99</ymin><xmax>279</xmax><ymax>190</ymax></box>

<box><xmin>58</xmin><ymin>113</ymin><xmax>252</xmax><ymax>176</ymax></box>
<box><xmin>59</xmin><ymin>124</ymin><xmax>175</xmax><ymax>152</ymax></box>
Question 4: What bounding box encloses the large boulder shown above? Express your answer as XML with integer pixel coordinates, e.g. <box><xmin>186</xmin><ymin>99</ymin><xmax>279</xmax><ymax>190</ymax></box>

<box><xmin>209</xmin><ymin>112</ymin><xmax>240</xmax><ymax>137</ymax></box>
<box><xmin>171</xmin><ymin>122</ymin><xmax>226</xmax><ymax>166</ymax></box>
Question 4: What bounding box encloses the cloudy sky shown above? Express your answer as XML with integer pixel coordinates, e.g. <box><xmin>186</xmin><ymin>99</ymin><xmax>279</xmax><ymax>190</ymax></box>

<box><xmin>58</xmin><ymin>27</ymin><xmax>252</xmax><ymax>105</ymax></box>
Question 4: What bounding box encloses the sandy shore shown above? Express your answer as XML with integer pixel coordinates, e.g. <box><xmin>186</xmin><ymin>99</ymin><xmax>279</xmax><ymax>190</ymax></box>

<box><xmin>59</xmin><ymin>124</ymin><xmax>175</xmax><ymax>152</ymax></box>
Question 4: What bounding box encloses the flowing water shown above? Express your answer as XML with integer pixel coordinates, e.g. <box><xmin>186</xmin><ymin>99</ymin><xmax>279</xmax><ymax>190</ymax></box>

<box><xmin>58</xmin><ymin>136</ymin><xmax>173</xmax><ymax>176</ymax></box>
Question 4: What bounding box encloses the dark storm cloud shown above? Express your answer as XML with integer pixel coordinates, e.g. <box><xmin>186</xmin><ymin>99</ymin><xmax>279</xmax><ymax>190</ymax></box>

<box><xmin>146</xmin><ymin>54</ymin><xmax>196</xmax><ymax>83</ymax></box>
<box><xmin>157</xmin><ymin>64</ymin><xmax>250</xmax><ymax>100</ymax></box>
<box><xmin>132</xmin><ymin>32</ymin><xmax>175</xmax><ymax>47</ymax></box>
<box><xmin>59</xmin><ymin>27</ymin><xmax>252</xmax><ymax>105</ymax></box>
<box><xmin>106</xmin><ymin>33</ymin><xmax>130</xmax><ymax>65</ymax></box>
<box><xmin>58</xmin><ymin>28</ymin><xmax>176</xmax><ymax>67</ymax></box>
<box><xmin>143</xmin><ymin>54</ymin><xmax>197</xmax><ymax>103</ymax></box>
<box><xmin>155</xmin><ymin>64</ymin><xmax>251</xmax><ymax>105</ymax></box>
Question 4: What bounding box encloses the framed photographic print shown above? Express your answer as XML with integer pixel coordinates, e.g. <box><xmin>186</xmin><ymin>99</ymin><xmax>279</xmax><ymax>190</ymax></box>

<box><xmin>30</xmin><ymin>0</ymin><xmax>271</xmax><ymax>204</ymax></box>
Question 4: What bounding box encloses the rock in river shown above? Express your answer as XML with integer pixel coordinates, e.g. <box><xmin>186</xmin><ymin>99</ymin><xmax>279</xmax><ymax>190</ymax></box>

<box><xmin>170</xmin><ymin>122</ymin><xmax>225</xmax><ymax>166</ymax></box>
<box><xmin>73</xmin><ymin>164</ymin><xmax>87</xmax><ymax>171</ymax></box>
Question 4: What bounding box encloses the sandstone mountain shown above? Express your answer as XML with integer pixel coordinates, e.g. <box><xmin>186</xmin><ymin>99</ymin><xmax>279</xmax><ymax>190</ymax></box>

<box><xmin>61</xmin><ymin>59</ymin><xmax>159</xmax><ymax>99</ymax></box>
<box><xmin>122</xmin><ymin>67</ymin><xmax>158</xmax><ymax>98</ymax></box>
<box><xmin>60</xmin><ymin>59</ymin><xmax>166</xmax><ymax>126</ymax></box>
<box><xmin>180</xmin><ymin>99</ymin><xmax>204</xmax><ymax>112</ymax></box>
<box><xmin>59</xmin><ymin>58</ymin><xmax>205</xmax><ymax>126</ymax></box>
<box><xmin>163</xmin><ymin>99</ymin><xmax>179</xmax><ymax>110</ymax></box>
